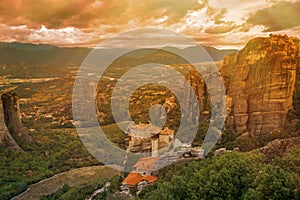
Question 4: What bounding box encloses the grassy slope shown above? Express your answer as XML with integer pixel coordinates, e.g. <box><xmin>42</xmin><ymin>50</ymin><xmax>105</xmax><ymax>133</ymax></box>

<box><xmin>12</xmin><ymin>166</ymin><xmax>119</xmax><ymax>200</ymax></box>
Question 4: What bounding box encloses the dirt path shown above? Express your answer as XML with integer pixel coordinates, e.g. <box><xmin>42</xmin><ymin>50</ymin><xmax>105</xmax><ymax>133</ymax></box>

<box><xmin>12</xmin><ymin>166</ymin><xmax>119</xmax><ymax>200</ymax></box>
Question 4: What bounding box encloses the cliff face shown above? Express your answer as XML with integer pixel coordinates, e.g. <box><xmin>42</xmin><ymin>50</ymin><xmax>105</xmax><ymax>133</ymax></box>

<box><xmin>0</xmin><ymin>97</ymin><xmax>23</xmax><ymax>151</ymax></box>
<box><xmin>184</xmin><ymin>70</ymin><xmax>210</xmax><ymax>123</ymax></box>
<box><xmin>1</xmin><ymin>93</ymin><xmax>33</xmax><ymax>146</ymax></box>
<box><xmin>222</xmin><ymin>35</ymin><xmax>300</xmax><ymax>136</ymax></box>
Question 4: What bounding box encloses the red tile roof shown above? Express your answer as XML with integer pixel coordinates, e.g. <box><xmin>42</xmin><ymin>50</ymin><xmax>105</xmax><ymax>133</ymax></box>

<box><xmin>121</xmin><ymin>172</ymin><xmax>143</xmax><ymax>187</ymax></box>
<box><xmin>143</xmin><ymin>175</ymin><xmax>158</xmax><ymax>183</ymax></box>
<box><xmin>122</xmin><ymin>172</ymin><xmax>158</xmax><ymax>187</ymax></box>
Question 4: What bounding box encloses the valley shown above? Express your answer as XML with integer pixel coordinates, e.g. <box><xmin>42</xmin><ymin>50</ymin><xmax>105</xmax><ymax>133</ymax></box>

<box><xmin>0</xmin><ymin>35</ymin><xmax>300</xmax><ymax>199</ymax></box>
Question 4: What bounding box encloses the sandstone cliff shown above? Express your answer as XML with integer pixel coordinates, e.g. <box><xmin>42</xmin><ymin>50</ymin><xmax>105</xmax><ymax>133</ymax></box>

<box><xmin>222</xmin><ymin>34</ymin><xmax>300</xmax><ymax>137</ymax></box>
<box><xmin>1</xmin><ymin>92</ymin><xmax>33</xmax><ymax>146</ymax></box>
<box><xmin>184</xmin><ymin>70</ymin><xmax>208</xmax><ymax>123</ymax></box>
<box><xmin>0</xmin><ymin>97</ymin><xmax>23</xmax><ymax>151</ymax></box>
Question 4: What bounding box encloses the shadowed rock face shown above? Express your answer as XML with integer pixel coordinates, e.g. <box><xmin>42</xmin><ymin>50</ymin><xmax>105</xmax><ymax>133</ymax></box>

<box><xmin>184</xmin><ymin>70</ymin><xmax>207</xmax><ymax>123</ymax></box>
<box><xmin>1</xmin><ymin>92</ymin><xmax>33</xmax><ymax>145</ymax></box>
<box><xmin>0</xmin><ymin>97</ymin><xmax>23</xmax><ymax>151</ymax></box>
<box><xmin>222</xmin><ymin>35</ymin><xmax>300</xmax><ymax>136</ymax></box>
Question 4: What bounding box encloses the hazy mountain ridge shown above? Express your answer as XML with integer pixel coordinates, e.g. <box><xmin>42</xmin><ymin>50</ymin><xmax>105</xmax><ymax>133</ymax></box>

<box><xmin>0</xmin><ymin>42</ymin><xmax>236</xmax><ymax>67</ymax></box>
<box><xmin>0</xmin><ymin>42</ymin><xmax>90</xmax><ymax>66</ymax></box>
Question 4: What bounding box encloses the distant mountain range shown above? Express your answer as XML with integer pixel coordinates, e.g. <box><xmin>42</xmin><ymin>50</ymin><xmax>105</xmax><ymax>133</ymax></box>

<box><xmin>0</xmin><ymin>42</ymin><xmax>236</xmax><ymax>66</ymax></box>
<box><xmin>0</xmin><ymin>42</ymin><xmax>90</xmax><ymax>66</ymax></box>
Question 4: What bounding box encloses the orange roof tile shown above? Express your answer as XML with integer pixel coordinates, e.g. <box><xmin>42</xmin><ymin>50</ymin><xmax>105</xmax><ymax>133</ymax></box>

<box><xmin>133</xmin><ymin>157</ymin><xmax>159</xmax><ymax>171</ymax></box>
<box><xmin>143</xmin><ymin>175</ymin><xmax>158</xmax><ymax>183</ymax></box>
<box><xmin>122</xmin><ymin>171</ymin><xmax>143</xmax><ymax>187</ymax></box>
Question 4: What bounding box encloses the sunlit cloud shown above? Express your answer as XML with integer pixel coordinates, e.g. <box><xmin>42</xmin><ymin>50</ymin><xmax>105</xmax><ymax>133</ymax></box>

<box><xmin>0</xmin><ymin>0</ymin><xmax>299</xmax><ymax>49</ymax></box>
<box><xmin>28</xmin><ymin>25</ymin><xmax>97</xmax><ymax>46</ymax></box>
<box><xmin>0</xmin><ymin>24</ymin><xmax>32</xmax><ymax>43</ymax></box>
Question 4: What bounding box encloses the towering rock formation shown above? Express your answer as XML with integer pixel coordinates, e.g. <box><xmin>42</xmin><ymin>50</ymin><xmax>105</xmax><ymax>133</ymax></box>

<box><xmin>0</xmin><ymin>97</ymin><xmax>23</xmax><ymax>151</ymax></box>
<box><xmin>222</xmin><ymin>34</ymin><xmax>300</xmax><ymax>137</ymax></box>
<box><xmin>0</xmin><ymin>99</ymin><xmax>23</xmax><ymax>151</ymax></box>
<box><xmin>184</xmin><ymin>70</ymin><xmax>209</xmax><ymax>123</ymax></box>
<box><xmin>1</xmin><ymin>92</ymin><xmax>33</xmax><ymax>145</ymax></box>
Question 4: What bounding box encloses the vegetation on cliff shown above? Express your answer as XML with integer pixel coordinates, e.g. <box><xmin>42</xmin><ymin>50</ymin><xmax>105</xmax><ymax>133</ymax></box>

<box><xmin>138</xmin><ymin>147</ymin><xmax>300</xmax><ymax>200</ymax></box>
<box><xmin>43</xmin><ymin>145</ymin><xmax>300</xmax><ymax>200</ymax></box>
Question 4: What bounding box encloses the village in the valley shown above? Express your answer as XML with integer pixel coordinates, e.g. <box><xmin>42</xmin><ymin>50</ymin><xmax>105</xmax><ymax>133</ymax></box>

<box><xmin>120</xmin><ymin>123</ymin><xmax>205</xmax><ymax>195</ymax></box>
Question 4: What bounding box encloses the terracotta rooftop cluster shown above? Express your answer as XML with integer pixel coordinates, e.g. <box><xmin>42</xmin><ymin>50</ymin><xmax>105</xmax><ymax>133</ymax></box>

<box><xmin>122</xmin><ymin>156</ymin><xmax>159</xmax><ymax>187</ymax></box>
<box><xmin>122</xmin><ymin>171</ymin><xmax>158</xmax><ymax>187</ymax></box>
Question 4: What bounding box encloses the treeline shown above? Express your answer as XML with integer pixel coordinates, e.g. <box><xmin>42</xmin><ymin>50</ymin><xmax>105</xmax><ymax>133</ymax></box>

<box><xmin>43</xmin><ymin>147</ymin><xmax>300</xmax><ymax>200</ymax></box>
<box><xmin>138</xmin><ymin>148</ymin><xmax>300</xmax><ymax>200</ymax></box>
<box><xmin>0</xmin><ymin>127</ymin><xmax>100</xmax><ymax>200</ymax></box>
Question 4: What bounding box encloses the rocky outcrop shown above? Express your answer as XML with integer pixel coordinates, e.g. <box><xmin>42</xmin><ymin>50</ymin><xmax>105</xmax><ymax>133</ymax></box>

<box><xmin>184</xmin><ymin>70</ymin><xmax>209</xmax><ymax>123</ymax></box>
<box><xmin>0</xmin><ymin>97</ymin><xmax>23</xmax><ymax>151</ymax></box>
<box><xmin>260</xmin><ymin>137</ymin><xmax>300</xmax><ymax>160</ymax></box>
<box><xmin>222</xmin><ymin>34</ymin><xmax>300</xmax><ymax>137</ymax></box>
<box><xmin>1</xmin><ymin>92</ymin><xmax>33</xmax><ymax>145</ymax></box>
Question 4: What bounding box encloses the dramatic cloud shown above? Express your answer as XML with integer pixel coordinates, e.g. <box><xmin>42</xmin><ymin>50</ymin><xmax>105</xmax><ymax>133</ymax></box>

<box><xmin>0</xmin><ymin>0</ymin><xmax>299</xmax><ymax>49</ymax></box>
<box><xmin>0</xmin><ymin>0</ymin><xmax>202</xmax><ymax>29</ymax></box>
<box><xmin>0</xmin><ymin>24</ymin><xmax>32</xmax><ymax>43</ymax></box>
<box><xmin>28</xmin><ymin>26</ymin><xmax>98</xmax><ymax>46</ymax></box>
<box><xmin>247</xmin><ymin>1</ymin><xmax>300</xmax><ymax>32</ymax></box>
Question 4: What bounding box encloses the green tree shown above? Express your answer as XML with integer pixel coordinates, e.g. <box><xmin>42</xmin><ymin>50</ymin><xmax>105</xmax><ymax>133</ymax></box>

<box><xmin>243</xmin><ymin>165</ymin><xmax>300</xmax><ymax>200</ymax></box>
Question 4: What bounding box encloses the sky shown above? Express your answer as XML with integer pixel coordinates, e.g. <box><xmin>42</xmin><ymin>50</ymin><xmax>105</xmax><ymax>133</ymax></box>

<box><xmin>1</xmin><ymin>0</ymin><xmax>300</xmax><ymax>49</ymax></box>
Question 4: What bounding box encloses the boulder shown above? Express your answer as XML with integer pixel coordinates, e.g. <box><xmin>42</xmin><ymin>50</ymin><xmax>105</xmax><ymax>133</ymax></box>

<box><xmin>191</xmin><ymin>147</ymin><xmax>204</xmax><ymax>158</ymax></box>
<box><xmin>214</xmin><ymin>148</ymin><xmax>226</xmax><ymax>157</ymax></box>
